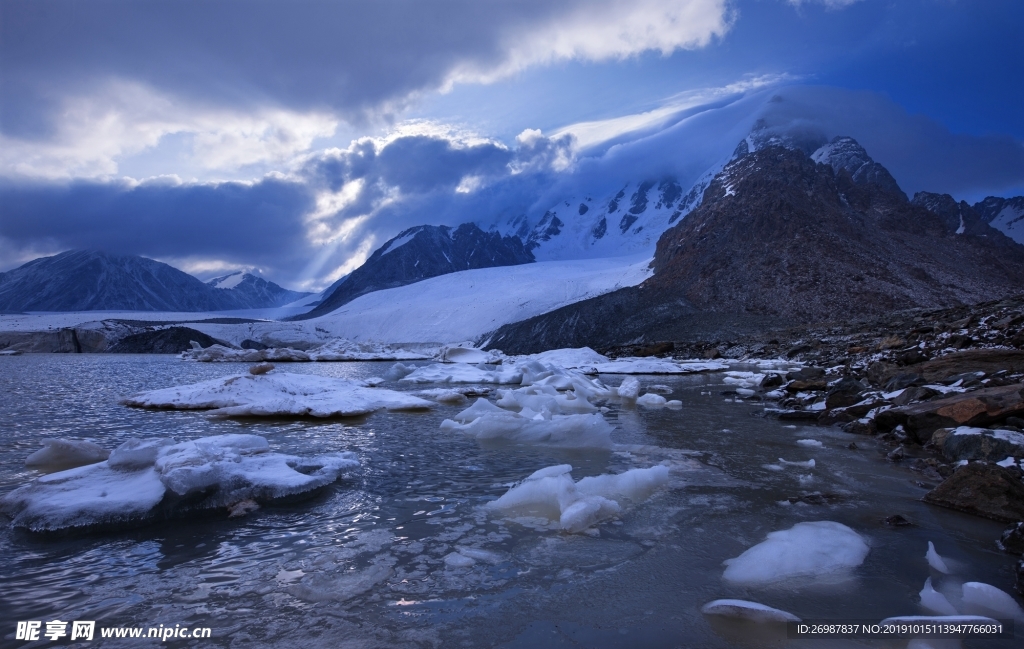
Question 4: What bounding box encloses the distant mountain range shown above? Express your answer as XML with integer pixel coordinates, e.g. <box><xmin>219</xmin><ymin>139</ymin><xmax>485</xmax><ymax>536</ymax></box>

<box><xmin>484</xmin><ymin>136</ymin><xmax>1024</xmax><ymax>352</ymax></box>
<box><xmin>0</xmin><ymin>250</ymin><xmax>309</xmax><ymax>312</ymax></box>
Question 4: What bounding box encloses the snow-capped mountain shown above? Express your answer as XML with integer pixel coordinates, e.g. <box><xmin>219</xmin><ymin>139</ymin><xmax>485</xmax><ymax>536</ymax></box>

<box><xmin>206</xmin><ymin>270</ymin><xmax>311</xmax><ymax>309</ymax></box>
<box><xmin>484</xmin><ymin>136</ymin><xmax>1024</xmax><ymax>352</ymax></box>
<box><xmin>296</xmin><ymin>223</ymin><xmax>533</xmax><ymax>320</ymax></box>
<box><xmin>0</xmin><ymin>250</ymin><xmax>307</xmax><ymax>312</ymax></box>
<box><xmin>973</xmin><ymin>196</ymin><xmax>1024</xmax><ymax>245</ymax></box>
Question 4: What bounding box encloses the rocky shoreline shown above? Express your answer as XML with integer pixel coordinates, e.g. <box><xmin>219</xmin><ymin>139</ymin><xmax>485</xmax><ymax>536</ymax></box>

<box><xmin>607</xmin><ymin>293</ymin><xmax>1024</xmax><ymax>594</ymax></box>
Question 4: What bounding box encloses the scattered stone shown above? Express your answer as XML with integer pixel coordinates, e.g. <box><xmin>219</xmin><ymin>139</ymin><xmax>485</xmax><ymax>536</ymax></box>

<box><xmin>847</xmin><ymin>442</ymin><xmax>858</xmax><ymax>450</ymax></box>
<box><xmin>787</xmin><ymin>367</ymin><xmax>825</xmax><ymax>381</ymax></box>
<box><xmin>787</xmin><ymin>492</ymin><xmax>843</xmax><ymax>505</ymax></box>
<box><xmin>912</xmin><ymin>350</ymin><xmax>1024</xmax><ymax>384</ymax></box>
<box><xmin>761</xmin><ymin>373</ymin><xmax>784</xmax><ymax>388</ymax></box>
<box><xmin>883</xmin><ymin>514</ymin><xmax>914</xmax><ymax>527</ymax></box>
<box><xmin>227</xmin><ymin>499</ymin><xmax>260</xmax><ymax>518</ymax></box>
<box><xmin>787</xmin><ymin>379</ymin><xmax>829</xmax><ymax>392</ymax></box>
<box><xmin>249</xmin><ymin>362</ymin><xmax>275</xmax><ymax>376</ymax></box>
<box><xmin>886</xmin><ymin>373</ymin><xmax>925</xmax><ymax>391</ymax></box>
<box><xmin>998</xmin><ymin>523</ymin><xmax>1024</xmax><ymax>555</ymax></box>
<box><xmin>887</xmin><ymin>446</ymin><xmax>905</xmax><ymax>462</ymax></box>
<box><xmin>842</xmin><ymin>419</ymin><xmax>876</xmax><ymax>435</ymax></box>
<box><xmin>923</xmin><ymin>462</ymin><xmax>1024</xmax><ymax>523</ymax></box>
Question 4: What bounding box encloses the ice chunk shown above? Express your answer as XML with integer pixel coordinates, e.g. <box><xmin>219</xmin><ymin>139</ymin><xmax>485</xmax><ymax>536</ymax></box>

<box><xmin>384</xmin><ymin>362</ymin><xmax>416</xmax><ymax>380</ymax></box>
<box><xmin>722</xmin><ymin>521</ymin><xmax>869</xmax><ymax>585</ymax></box>
<box><xmin>961</xmin><ymin>582</ymin><xmax>1024</xmax><ymax>622</ymax></box>
<box><xmin>0</xmin><ymin>434</ymin><xmax>360</xmax><ymax>532</ymax></box>
<box><xmin>107</xmin><ymin>438</ymin><xmax>175</xmax><ymax>470</ymax></box>
<box><xmin>700</xmin><ymin>599</ymin><xmax>800</xmax><ymax>623</ymax></box>
<box><xmin>617</xmin><ymin>377</ymin><xmax>640</xmax><ymax>401</ymax></box>
<box><xmin>636</xmin><ymin>393</ymin><xmax>668</xmax><ymax>407</ymax></box>
<box><xmin>437</xmin><ymin>344</ymin><xmax>504</xmax><ymax>364</ymax></box>
<box><xmin>920</xmin><ymin>577</ymin><xmax>958</xmax><ymax>616</ymax></box>
<box><xmin>441</xmin><ymin>407</ymin><xmax>614</xmax><ymax>449</ymax></box>
<box><xmin>796</xmin><ymin>439</ymin><xmax>823</xmax><ymax>448</ymax></box>
<box><xmin>495</xmin><ymin>383</ymin><xmax>599</xmax><ymax>415</ymax></box>
<box><xmin>25</xmin><ymin>439</ymin><xmax>110</xmax><ymax>472</ymax></box>
<box><xmin>926</xmin><ymin>541</ymin><xmax>951</xmax><ymax>574</ymax></box>
<box><xmin>486</xmin><ymin>464</ymin><xmax>669</xmax><ymax>533</ymax></box>
<box><xmin>519</xmin><ymin>347</ymin><xmax>609</xmax><ymax>369</ymax></box>
<box><xmin>778</xmin><ymin>458</ymin><xmax>815</xmax><ymax>468</ymax></box>
<box><xmin>122</xmin><ymin>372</ymin><xmax>432</xmax><ymax>418</ymax></box>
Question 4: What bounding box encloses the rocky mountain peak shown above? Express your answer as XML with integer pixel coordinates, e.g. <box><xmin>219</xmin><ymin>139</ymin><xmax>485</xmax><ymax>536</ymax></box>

<box><xmin>811</xmin><ymin>136</ymin><xmax>905</xmax><ymax>198</ymax></box>
<box><xmin>911</xmin><ymin>192</ymin><xmax>995</xmax><ymax>238</ymax></box>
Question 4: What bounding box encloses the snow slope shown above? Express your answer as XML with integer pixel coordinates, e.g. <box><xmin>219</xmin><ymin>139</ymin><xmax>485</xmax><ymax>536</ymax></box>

<box><xmin>308</xmin><ymin>255</ymin><xmax>653</xmax><ymax>344</ymax></box>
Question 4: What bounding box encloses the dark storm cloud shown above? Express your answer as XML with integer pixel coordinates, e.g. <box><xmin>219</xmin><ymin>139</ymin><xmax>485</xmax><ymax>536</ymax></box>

<box><xmin>0</xmin><ymin>0</ymin><xmax>526</xmax><ymax>135</ymax></box>
<box><xmin>0</xmin><ymin>176</ymin><xmax>315</xmax><ymax>277</ymax></box>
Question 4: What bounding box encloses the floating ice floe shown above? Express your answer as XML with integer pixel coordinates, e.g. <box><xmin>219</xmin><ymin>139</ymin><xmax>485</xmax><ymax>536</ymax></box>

<box><xmin>0</xmin><ymin>434</ymin><xmax>359</xmax><ymax>531</ymax></box>
<box><xmin>436</xmin><ymin>344</ymin><xmax>505</xmax><ymax>364</ymax></box>
<box><xmin>796</xmin><ymin>439</ymin><xmax>823</xmax><ymax>448</ymax></box>
<box><xmin>700</xmin><ymin>599</ymin><xmax>801</xmax><ymax>623</ymax></box>
<box><xmin>926</xmin><ymin>541</ymin><xmax>951</xmax><ymax>574</ymax></box>
<box><xmin>635</xmin><ymin>393</ymin><xmax>683</xmax><ymax>408</ymax></box>
<box><xmin>961</xmin><ymin>581</ymin><xmax>1024</xmax><ymax>622</ymax></box>
<box><xmin>122</xmin><ymin>372</ymin><xmax>432</xmax><ymax>417</ymax></box>
<box><xmin>414</xmin><ymin>386</ymin><xmax>491</xmax><ymax>404</ymax></box>
<box><xmin>722</xmin><ymin>521</ymin><xmax>869</xmax><ymax>585</ymax></box>
<box><xmin>441</xmin><ymin>398</ymin><xmax>614</xmax><ymax>448</ymax></box>
<box><xmin>919</xmin><ymin>578</ymin><xmax>958</xmax><ymax>616</ymax></box>
<box><xmin>485</xmin><ymin>464</ymin><xmax>670</xmax><ymax>533</ymax></box>
<box><xmin>518</xmin><ymin>347</ymin><xmax>610</xmax><ymax>369</ymax></box>
<box><xmin>778</xmin><ymin>458</ymin><xmax>816</xmax><ymax>469</ymax></box>
<box><xmin>181</xmin><ymin>338</ymin><xmax>430</xmax><ymax>363</ymax></box>
<box><xmin>25</xmin><ymin>439</ymin><xmax>110</xmax><ymax>472</ymax></box>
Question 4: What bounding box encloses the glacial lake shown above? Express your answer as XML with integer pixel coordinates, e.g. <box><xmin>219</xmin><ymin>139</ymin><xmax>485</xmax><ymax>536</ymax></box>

<box><xmin>0</xmin><ymin>354</ymin><xmax>1016</xmax><ymax>648</ymax></box>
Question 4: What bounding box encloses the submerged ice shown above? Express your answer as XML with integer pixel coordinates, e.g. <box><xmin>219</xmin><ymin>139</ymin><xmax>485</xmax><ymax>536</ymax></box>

<box><xmin>1</xmin><ymin>434</ymin><xmax>359</xmax><ymax>531</ymax></box>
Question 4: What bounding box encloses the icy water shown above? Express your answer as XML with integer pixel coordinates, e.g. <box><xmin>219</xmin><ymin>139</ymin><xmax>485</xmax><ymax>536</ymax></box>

<box><xmin>0</xmin><ymin>355</ymin><xmax>1017</xmax><ymax>648</ymax></box>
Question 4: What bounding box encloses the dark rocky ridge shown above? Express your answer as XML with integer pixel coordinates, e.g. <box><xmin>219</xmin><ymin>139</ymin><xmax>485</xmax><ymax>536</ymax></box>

<box><xmin>485</xmin><ymin>138</ymin><xmax>1024</xmax><ymax>353</ymax></box>
<box><xmin>296</xmin><ymin>222</ymin><xmax>533</xmax><ymax>320</ymax></box>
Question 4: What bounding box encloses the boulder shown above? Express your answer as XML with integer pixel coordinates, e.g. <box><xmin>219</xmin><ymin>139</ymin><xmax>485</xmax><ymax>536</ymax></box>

<box><xmin>923</xmin><ymin>462</ymin><xmax>1024</xmax><ymax>523</ymax></box>
<box><xmin>913</xmin><ymin>350</ymin><xmax>1024</xmax><ymax>383</ymax></box>
<box><xmin>786</xmin><ymin>379</ymin><xmax>829</xmax><ymax>392</ymax></box>
<box><xmin>880</xmin><ymin>383</ymin><xmax>1024</xmax><ymax>442</ymax></box>
<box><xmin>786</xmin><ymin>367</ymin><xmax>825</xmax><ymax>381</ymax></box>
<box><xmin>942</xmin><ymin>427</ymin><xmax>1024</xmax><ymax>463</ymax></box>
<box><xmin>999</xmin><ymin>522</ymin><xmax>1024</xmax><ymax>555</ymax></box>
<box><xmin>825</xmin><ymin>378</ymin><xmax>868</xmax><ymax>410</ymax></box>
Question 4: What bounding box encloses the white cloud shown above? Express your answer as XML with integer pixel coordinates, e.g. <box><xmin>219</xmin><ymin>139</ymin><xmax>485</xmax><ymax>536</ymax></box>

<box><xmin>451</xmin><ymin>0</ymin><xmax>734</xmax><ymax>85</ymax></box>
<box><xmin>553</xmin><ymin>73</ymin><xmax>796</xmax><ymax>149</ymax></box>
<box><xmin>786</xmin><ymin>0</ymin><xmax>863</xmax><ymax>9</ymax></box>
<box><xmin>0</xmin><ymin>80</ymin><xmax>337</xmax><ymax>180</ymax></box>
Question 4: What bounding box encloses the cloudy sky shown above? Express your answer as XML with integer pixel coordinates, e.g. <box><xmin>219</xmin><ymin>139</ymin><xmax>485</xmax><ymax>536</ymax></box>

<box><xmin>1</xmin><ymin>0</ymin><xmax>1021</xmax><ymax>289</ymax></box>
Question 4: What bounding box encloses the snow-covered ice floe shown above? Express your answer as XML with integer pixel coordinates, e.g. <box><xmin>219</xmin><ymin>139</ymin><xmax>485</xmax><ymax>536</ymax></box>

<box><xmin>0</xmin><ymin>434</ymin><xmax>359</xmax><ymax>532</ymax></box>
<box><xmin>122</xmin><ymin>372</ymin><xmax>432</xmax><ymax>417</ymax></box>
<box><xmin>181</xmin><ymin>338</ymin><xmax>431</xmax><ymax>363</ymax></box>
<box><xmin>700</xmin><ymin>599</ymin><xmax>801</xmax><ymax>623</ymax></box>
<box><xmin>485</xmin><ymin>464</ymin><xmax>670</xmax><ymax>533</ymax></box>
<box><xmin>401</xmin><ymin>363</ymin><xmax>523</xmax><ymax>385</ymax></box>
<box><xmin>722</xmin><ymin>521</ymin><xmax>869</xmax><ymax>585</ymax></box>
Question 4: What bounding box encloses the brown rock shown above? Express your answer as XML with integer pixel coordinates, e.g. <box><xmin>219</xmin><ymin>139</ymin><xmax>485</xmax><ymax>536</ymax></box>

<box><xmin>923</xmin><ymin>462</ymin><xmax>1024</xmax><ymax>523</ymax></box>
<box><xmin>787</xmin><ymin>379</ymin><xmax>829</xmax><ymax>392</ymax></box>
<box><xmin>888</xmin><ymin>383</ymin><xmax>1024</xmax><ymax>440</ymax></box>
<box><xmin>913</xmin><ymin>350</ymin><xmax>1024</xmax><ymax>383</ymax></box>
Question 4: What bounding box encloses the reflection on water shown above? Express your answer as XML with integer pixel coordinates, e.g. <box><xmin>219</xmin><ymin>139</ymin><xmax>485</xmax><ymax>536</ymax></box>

<box><xmin>0</xmin><ymin>355</ymin><xmax>1016</xmax><ymax>647</ymax></box>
